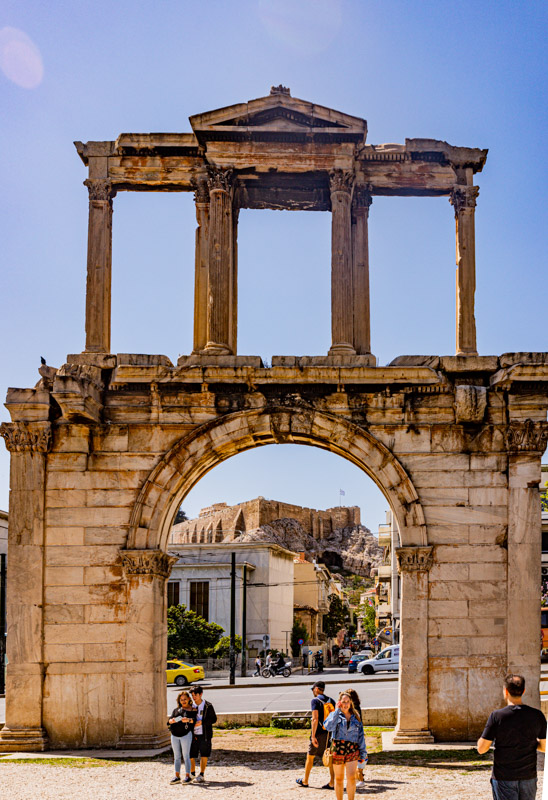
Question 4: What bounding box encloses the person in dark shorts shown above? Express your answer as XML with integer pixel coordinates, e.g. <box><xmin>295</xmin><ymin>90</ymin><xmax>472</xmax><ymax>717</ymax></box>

<box><xmin>323</xmin><ymin>692</ymin><xmax>366</xmax><ymax>800</ymax></box>
<box><xmin>296</xmin><ymin>680</ymin><xmax>335</xmax><ymax>789</ymax></box>
<box><xmin>477</xmin><ymin>673</ymin><xmax>546</xmax><ymax>800</ymax></box>
<box><xmin>189</xmin><ymin>686</ymin><xmax>217</xmax><ymax>783</ymax></box>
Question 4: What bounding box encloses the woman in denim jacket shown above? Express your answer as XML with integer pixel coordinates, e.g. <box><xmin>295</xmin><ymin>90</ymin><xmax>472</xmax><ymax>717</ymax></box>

<box><xmin>324</xmin><ymin>692</ymin><xmax>367</xmax><ymax>800</ymax></box>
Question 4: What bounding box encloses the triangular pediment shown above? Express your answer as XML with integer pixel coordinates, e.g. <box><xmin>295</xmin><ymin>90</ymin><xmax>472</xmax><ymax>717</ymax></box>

<box><xmin>189</xmin><ymin>88</ymin><xmax>367</xmax><ymax>144</ymax></box>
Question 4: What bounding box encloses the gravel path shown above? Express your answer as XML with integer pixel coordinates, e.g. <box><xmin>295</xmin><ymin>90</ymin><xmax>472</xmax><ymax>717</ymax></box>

<box><xmin>0</xmin><ymin>731</ymin><xmax>544</xmax><ymax>800</ymax></box>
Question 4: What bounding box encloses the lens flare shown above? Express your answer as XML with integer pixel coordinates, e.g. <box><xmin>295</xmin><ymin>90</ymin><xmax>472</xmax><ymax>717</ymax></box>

<box><xmin>0</xmin><ymin>27</ymin><xmax>44</xmax><ymax>89</ymax></box>
<box><xmin>257</xmin><ymin>0</ymin><xmax>343</xmax><ymax>56</ymax></box>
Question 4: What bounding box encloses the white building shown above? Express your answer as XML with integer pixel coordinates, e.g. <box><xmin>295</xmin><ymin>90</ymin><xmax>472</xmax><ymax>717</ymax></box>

<box><xmin>0</xmin><ymin>510</ymin><xmax>7</xmax><ymax>557</ymax></box>
<box><xmin>168</xmin><ymin>542</ymin><xmax>295</xmax><ymax>653</ymax></box>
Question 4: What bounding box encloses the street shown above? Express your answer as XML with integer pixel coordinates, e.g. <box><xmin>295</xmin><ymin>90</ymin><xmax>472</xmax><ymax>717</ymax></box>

<box><xmin>167</xmin><ymin>675</ymin><xmax>399</xmax><ymax>714</ymax></box>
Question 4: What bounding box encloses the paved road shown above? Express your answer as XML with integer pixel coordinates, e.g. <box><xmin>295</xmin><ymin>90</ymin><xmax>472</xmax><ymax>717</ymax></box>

<box><xmin>167</xmin><ymin>676</ymin><xmax>398</xmax><ymax>713</ymax></box>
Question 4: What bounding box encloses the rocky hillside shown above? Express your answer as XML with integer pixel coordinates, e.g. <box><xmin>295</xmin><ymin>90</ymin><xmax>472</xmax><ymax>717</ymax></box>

<box><xmin>234</xmin><ymin>518</ymin><xmax>383</xmax><ymax>577</ymax></box>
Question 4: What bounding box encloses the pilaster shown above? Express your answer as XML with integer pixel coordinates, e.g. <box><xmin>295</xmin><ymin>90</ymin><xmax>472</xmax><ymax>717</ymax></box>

<box><xmin>0</xmin><ymin>422</ymin><xmax>52</xmax><ymax>752</ymax></box>
<box><xmin>118</xmin><ymin>550</ymin><xmax>177</xmax><ymax>749</ymax></box>
<box><xmin>393</xmin><ymin>545</ymin><xmax>435</xmax><ymax>744</ymax></box>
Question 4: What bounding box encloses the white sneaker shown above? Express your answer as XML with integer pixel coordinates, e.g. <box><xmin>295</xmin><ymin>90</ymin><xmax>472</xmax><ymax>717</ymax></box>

<box><xmin>196</xmin><ymin>774</ymin><xmax>205</xmax><ymax>783</ymax></box>
<box><xmin>356</xmin><ymin>781</ymin><xmax>366</xmax><ymax>788</ymax></box>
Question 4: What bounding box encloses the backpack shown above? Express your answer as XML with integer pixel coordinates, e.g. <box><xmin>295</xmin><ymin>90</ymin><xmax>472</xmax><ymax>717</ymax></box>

<box><xmin>320</xmin><ymin>697</ymin><xmax>335</xmax><ymax>728</ymax></box>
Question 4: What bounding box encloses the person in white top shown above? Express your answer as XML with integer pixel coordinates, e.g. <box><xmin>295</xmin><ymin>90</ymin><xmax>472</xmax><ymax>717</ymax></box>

<box><xmin>189</xmin><ymin>686</ymin><xmax>217</xmax><ymax>783</ymax></box>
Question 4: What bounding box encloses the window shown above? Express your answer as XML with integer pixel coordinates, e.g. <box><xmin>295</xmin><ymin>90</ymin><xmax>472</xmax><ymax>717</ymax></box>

<box><xmin>167</xmin><ymin>581</ymin><xmax>180</xmax><ymax>608</ymax></box>
<box><xmin>190</xmin><ymin>581</ymin><xmax>209</xmax><ymax>621</ymax></box>
<box><xmin>542</xmin><ymin>532</ymin><xmax>548</xmax><ymax>553</ymax></box>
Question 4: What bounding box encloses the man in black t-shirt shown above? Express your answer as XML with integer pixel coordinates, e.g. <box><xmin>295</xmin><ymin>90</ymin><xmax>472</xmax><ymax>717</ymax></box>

<box><xmin>296</xmin><ymin>680</ymin><xmax>335</xmax><ymax>789</ymax></box>
<box><xmin>477</xmin><ymin>673</ymin><xmax>546</xmax><ymax>800</ymax></box>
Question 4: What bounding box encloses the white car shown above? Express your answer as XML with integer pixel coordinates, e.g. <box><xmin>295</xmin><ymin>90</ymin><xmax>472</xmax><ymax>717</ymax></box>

<box><xmin>357</xmin><ymin>645</ymin><xmax>400</xmax><ymax>675</ymax></box>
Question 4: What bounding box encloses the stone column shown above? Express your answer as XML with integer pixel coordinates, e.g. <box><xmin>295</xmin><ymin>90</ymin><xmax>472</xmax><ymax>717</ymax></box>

<box><xmin>329</xmin><ymin>170</ymin><xmax>356</xmax><ymax>356</ymax></box>
<box><xmin>394</xmin><ymin>546</ymin><xmax>435</xmax><ymax>744</ymax></box>
<box><xmin>0</xmin><ymin>421</ymin><xmax>52</xmax><ymax>752</ymax></box>
<box><xmin>204</xmin><ymin>168</ymin><xmax>234</xmax><ymax>355</ymax></box>
<box><xmin>192</xmin><ymin>177</ymin><xmax>210</xmax><ymax>353</ymax></box>
<box><xmin>118</xmin><ymin>550</ymin><xmax>177</xmax><ymax>749</ymax></box>
<box><xmin>83</xmin><ymin>178</ymin><xmax>116</xmax><ymax>354</ymax></box>
<box><xmin>506</xmin><ymin>421</ymin><xmax>548</xmax><ymax>710</ymax></box>
<box><xmin>352</xmin><ymin>186</ymin><xmax>373</xmax><ymax>357</ymax></box>
<box><xmin>230</xmin><ymin>206</ymin><xmax>239</xmax><ymax>356</ymax></box>
<box><xmin>450</xmin><ymin>185</ymin><xmax>479</xmax><ymax>356</ymax></box>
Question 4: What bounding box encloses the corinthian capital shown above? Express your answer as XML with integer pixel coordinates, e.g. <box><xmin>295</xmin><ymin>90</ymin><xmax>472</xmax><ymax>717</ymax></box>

<box><xmin>506</xmin><ymin>419</ymin><xmax>548</xmax><ymax>453</ymax></box>
<box><xmin>0</xmin><ymin>421</ymin><xmax>52</xmax><ymax>453</ymax></box>
<box><xmin>353</xmin><ymin>184</ymin><xmax>373</xmax><ymax>210</ymax></box>
<box><xmin>396</xmin><ymin>546</ymin><xmax>434</xmax><ymax>573</ymax></box>
<box><xmin>84</xmin><ymin>178</ymin><xmax>117</xmax><ymax>204</ymax></box>
<box><xmin>449</xmin><ymin>185</ymin><xmax>479</xmax><ymax>217</ymax></box>
<box><xmin>207</xmin><ymin>167</ymin><xmax>234</xmax><ymax>193</ymax></box>
<box><xmin>121</xmin><ymin>549</ymin><xmax>178</xmax><ymax>579</ymax></box>
<box><xmin>191</xmin><ymin>176</ymin><xmax>210</xmax><ymax>204</ymax></box>
<box><xmin>329</xmin><ymin>169</ymin><xmax>354</xmax><ymax>195</ymax></box>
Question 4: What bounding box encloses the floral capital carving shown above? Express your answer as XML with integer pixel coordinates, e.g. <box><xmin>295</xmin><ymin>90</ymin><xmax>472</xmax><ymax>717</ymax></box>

<box><xmin>329</xmin><ymin>169</ymin><xmax>354</xmax><ymax>195</ymax></box>
<box><xmin>207</xmin><ymin>167</ymin><xmax>234</xmax><ymax>193</ymax></box>
<box><xmin>449</xmin><ymin>185</ymin><xmax>479</xmax><ymax>217</ymax></box>
<box><xmin>192</xmin><ymin>176</ymin><xmax>210</xmax><ymax>204</ymax></box>
<box><xmin>0</xmin><ymin>422</ymin><xmax>52</xmax><ymax>453</ymax></box>
<box><xmin>506</xmin><ymin>419</ymin><xmax>548</xmax><ymax>453</ymax></box>
<box><xmin>84</xmin><ymin>178</ymin><xmax>117</xmax><ymax>204</ymax></box>
<box><xmin>396</xmin><ymin>546</ymin><xmax>434</xmax><ymax>573</ymax></box>
<box><xmin>353</xmin><ymin>184</ymin><xmax>373</xmax><ymax>210</ymax></box>
<box><xmin>121</xmin><ymin>549</ymin><xmax>178</xmax><ymax>579</ymax></box>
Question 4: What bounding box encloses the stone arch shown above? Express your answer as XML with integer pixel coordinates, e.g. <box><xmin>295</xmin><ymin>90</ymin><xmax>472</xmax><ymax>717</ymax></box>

<box><xmin>214</xmin><ymin>519</ymin><xmax>223</xmax><ymax>542</ymax></box>
<box><xmin>127</xmin><ymin>406</ymin><xmax>427</xmax><ymax>552</ymax></box>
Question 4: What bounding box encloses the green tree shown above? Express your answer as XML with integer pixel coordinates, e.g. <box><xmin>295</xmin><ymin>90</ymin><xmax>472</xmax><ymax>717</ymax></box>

<box><xmin>167</xmin><ymin>604</ymin><xmax>224</xmax><ymax>660</ymax></box>
<box><xmin>174</xmin><ymin>508</ymin><xmax>188</xmax><ymax>524</ymax></box>
<box><xmin>213</xmin><ymin>635</ymin><xmax>242</xmax><ymax>657</ymax></box>
<box><xmin>291</xmin><ymin>617</ymin><xmax>309</xmax><ymax>656</ymax></box>
<box><xmin>541</xmin><ymin>481</ymin><xmax>548</xmax><ymax>513</ymax></box>
<box><xmin>359</xmin><ymin>603</ymin><xmax>377</xmax><ymax>638</ymax></box>
<box><xmin>322</xmin><ymin>594</ymin><xmax>351</xmax><ymax>638</ymax></box>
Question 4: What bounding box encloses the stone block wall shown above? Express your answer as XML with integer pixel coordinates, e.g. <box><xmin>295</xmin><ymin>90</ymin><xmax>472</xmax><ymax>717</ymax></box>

<box><xmin>0</xmin><ymin>352</ymin><xmax>547</xmax><ymax>750</ymax></box>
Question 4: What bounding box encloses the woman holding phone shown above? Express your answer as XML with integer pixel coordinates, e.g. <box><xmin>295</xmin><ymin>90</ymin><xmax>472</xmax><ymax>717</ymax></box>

<box><xmin>323</xmin><ymin>691</ymin><xmax>367</xmax><ymax>800</ymax></box>
<box><xmin>168</xmin><ymin>690</ymin><xmax>197</xmax><ymax>784</ymax></box>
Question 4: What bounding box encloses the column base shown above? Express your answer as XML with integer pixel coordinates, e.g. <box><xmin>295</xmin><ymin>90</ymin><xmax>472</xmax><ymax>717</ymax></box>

<box><xmin>392</xmin><ymin>728</ymin><xmax>435</xmax><ymax>745</ymax></box>
<box><xmin>455</xmin><ymin>349</ymin><xmax>478</xmax><ymax>356</ymax></box>
<box><xmin>202</xmin><ymin>342</ymin><xmax>233</xmax><ymax>356</ymax></box>
<box><xmin>0</xmin><ymin>726</ymin><xmax>49</xmax><ymax>752</ymax></box>
<box><xmin>117</xmin><ymin>730</ymin><xmax>171</xmax><ymax>750</ymax></box>
<box><xmin>328</xmin><ymin>343</ymin><xmax>356</xmax><ymax>356</ymax></box>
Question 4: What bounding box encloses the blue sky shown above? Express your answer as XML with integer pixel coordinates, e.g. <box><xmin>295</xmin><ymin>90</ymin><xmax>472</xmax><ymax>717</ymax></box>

<box><xmin>0</xmin><ymin>0</ymin><xmax>546</xmax><ymax>527</ymax></box>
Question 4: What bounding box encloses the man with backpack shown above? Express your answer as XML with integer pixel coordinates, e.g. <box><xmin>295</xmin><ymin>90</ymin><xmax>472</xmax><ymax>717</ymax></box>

<box><xmin>296</xmin><ymin>680</ymin><xmax>335</xmax><ymax>789</ymax></box>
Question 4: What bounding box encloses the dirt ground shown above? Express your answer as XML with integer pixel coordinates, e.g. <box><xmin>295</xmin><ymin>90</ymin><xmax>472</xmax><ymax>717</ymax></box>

<box><xmin>0</xmin><ymin>728</ymin><xmax>544</xmax><ymax>800</ymax></box>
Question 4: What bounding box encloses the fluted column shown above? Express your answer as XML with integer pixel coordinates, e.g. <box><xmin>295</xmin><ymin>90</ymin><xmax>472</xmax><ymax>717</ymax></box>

<box><xmin>204</xmin><ymin>168</ymin><xmax>234</xmax><ymax>355</ymax></box>
<box><xmin>450</xmin><ymin>185</ymin><xmax>479</xmax><ymax>356</ymax></box>
<box><xmin>352</xmin><ymin>186</ymin><xmax>373</xmax><ymax>356</ymax></box>
<box><xmin>329</xmin><ymin>170</ymin><xmax>356</xmax><ymax>355</ymax></box>
<box><xmin>394</xmin><ymin>546</ymin><xmax>434</xmax><ymax>744</ymax></box>
<box><xmin>0</xmin><ymin>421</ymin><xmax>52</xmax><ymax>752</ymax></box>
<box><xmin>83</xmin><ymin>179</ymin><xmax>116</xmax><ymax>354</ymax></box>
<box><xmin>192</xmin><ymin>177</ymin><xmax>210</xmax><ymax>353</ymax></box>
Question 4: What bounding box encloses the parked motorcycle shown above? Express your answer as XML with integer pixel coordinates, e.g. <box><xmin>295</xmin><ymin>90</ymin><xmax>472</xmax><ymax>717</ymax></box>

<box><xmin>261</xmin><ymin>661</ymin><xmax>292</xmax><ymax>678</ymax></box>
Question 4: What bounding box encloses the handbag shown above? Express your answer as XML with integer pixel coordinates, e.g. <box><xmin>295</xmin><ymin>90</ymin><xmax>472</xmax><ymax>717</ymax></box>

<box><xmin>322</xmin><ymin>738</ymin><xmax>333</xmax><ymax>768</ymax></box>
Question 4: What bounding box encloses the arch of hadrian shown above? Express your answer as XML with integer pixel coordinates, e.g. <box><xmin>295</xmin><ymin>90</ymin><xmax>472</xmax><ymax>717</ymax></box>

<box><xmin>1</xmin><ymin>86</ymin><xmax>548</xmax><ymax>751</ymax></box>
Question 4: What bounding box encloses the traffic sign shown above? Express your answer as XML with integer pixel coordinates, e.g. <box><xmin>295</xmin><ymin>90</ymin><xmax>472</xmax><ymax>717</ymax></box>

<box><xmin>298</xmin><ymin>638</ymin><xmax>304</xmax><ymax>645</ymax></box>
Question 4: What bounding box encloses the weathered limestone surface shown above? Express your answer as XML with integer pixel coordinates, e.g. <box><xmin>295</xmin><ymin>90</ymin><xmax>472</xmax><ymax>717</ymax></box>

<box><xmin>1</xmin><ymin>354</ymin><xmax>548</xmax><ymax>750</ymax></box>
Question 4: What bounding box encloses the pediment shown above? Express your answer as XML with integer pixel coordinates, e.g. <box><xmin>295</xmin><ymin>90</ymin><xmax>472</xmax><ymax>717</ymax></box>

<box><xmin>189</xmin><ymin>88</ymin><xmax>367</xmax><ymax>144</ymax></box>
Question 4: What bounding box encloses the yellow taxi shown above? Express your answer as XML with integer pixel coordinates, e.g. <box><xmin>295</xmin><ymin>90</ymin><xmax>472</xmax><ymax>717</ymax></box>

<box><xmin>166</xmin><ymin>659</ymin><xmax>205</xmax><ymax>686</ymax></box>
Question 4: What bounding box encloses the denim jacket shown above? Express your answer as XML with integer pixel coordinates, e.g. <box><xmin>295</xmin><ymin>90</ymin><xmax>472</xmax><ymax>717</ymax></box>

<box><xmin>323</xmin><ymin>708</ymin><xmax>367</xmax><ymax>761</ymax></box>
